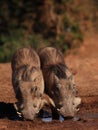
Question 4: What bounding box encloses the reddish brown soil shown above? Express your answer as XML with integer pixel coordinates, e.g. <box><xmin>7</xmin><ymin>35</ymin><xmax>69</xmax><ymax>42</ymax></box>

<box><xmin>0</xmin><ymin>33</ymin><xmax>98</xmax><ymax>130</ymax></box>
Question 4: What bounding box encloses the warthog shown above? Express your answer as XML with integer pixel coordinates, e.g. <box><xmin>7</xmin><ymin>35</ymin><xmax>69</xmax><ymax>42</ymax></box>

<box><xmin>11</xmin><ymin>47</ymin><xmax>55</xmax><ymax>120</ymax></box>
<box><xmin>39</xmin><ymin>47</ymin><xmax>81</xmax><ymax>118</ymax></box>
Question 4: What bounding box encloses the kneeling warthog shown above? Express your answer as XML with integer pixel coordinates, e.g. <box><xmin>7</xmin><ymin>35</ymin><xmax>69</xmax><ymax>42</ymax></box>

<box><xmin>11</xmin><ymin>47</ymin><xmax>54</xmax><ymax>120</ymax></box>
<box><xmin>39</xmin><ymin>47</ymin><xmax>81</xmax><ymax>118</ymax></box>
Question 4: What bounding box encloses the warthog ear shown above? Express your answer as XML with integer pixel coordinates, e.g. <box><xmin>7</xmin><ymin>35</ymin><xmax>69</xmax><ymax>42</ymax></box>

<box><xmin>41</xmin><ymin>94</ymin><xmax>55</xmax><ymax>108</ymax></box>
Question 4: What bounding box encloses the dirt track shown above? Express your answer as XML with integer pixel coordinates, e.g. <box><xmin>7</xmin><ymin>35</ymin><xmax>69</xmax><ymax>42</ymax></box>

<box><xmin>0</xmin><ymin>33</ymin><xmax>98</xmax><ymax>130</ymax></box>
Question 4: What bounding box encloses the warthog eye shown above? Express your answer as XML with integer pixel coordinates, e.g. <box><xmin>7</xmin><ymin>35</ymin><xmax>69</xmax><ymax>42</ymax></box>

<box><xmin>33</xmin><ymin>104</ymin><xmax>37</xmax><ymax>108</ymax></box>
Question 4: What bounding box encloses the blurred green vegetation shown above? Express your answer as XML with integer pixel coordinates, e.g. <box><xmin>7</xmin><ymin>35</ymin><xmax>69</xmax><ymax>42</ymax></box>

<box><xmin>0</xmin><ymin>30</ymin><xmax>42</xmax><ymax>62</ymax></box>
<box><xmin>1</xmin><ymin>0</ymin><xmax>98</xmax><ymax>62</ymax></box>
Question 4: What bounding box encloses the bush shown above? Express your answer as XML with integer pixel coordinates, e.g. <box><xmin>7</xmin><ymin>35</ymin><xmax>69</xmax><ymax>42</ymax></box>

<box><xmin>0</xmin><ymin>29</ymin><xmax>46</xmax><ymax>62</ymax></box>
<box><xmin>0</xmin><ymin>0</ymin><xmax>84</xmax><ymax>62</ymax></box>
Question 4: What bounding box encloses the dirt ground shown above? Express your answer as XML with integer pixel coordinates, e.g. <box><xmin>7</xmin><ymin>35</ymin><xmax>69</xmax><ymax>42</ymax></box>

<box><xmin>0</xmin><ymin>32</ymin><xmax>98</xmax><ymax>130</ymax></box>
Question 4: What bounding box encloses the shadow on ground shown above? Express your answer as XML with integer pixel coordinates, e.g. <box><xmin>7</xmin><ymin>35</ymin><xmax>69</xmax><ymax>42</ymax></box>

<box><xmin>0</xmin><ymin>102</ymin><xmax>23</xmax><ymax>120</ymax></box>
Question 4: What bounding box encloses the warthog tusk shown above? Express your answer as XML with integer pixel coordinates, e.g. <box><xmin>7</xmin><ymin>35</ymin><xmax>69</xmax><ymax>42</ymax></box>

<box><xmin>57</xmin><ymin>108</ymin><xmax>60</xmax><ymax>111</ymax></box>
<box><xmin>17</xmin><ymin>111</ymin><xmax>22</xmax><ymax>117</ymax></box>
<box><xmin>14</xmin><ymin>103</ymin><xmax>22</xmax><ymax>117</ymax></box>
<box><xmin>76</xmin><ymin>108</ymin><xmax>79</xmax><ymax>111</ymax></box>
<box><xmin>14</xmin><ymin>103</ymin><xmax>18</xmax><ymax>111</ymax></box>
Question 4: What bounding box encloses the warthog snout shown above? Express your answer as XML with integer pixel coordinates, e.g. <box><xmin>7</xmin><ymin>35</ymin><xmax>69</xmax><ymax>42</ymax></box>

<box><xmin>14</xmin><ymin>92</ymin><xmax>55</xmax><ymax>120</ymax></box>
<box><xmin>57</xmin><ymin>97</ymin><xmax>81</xmax><ymax>117</ymax></box>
